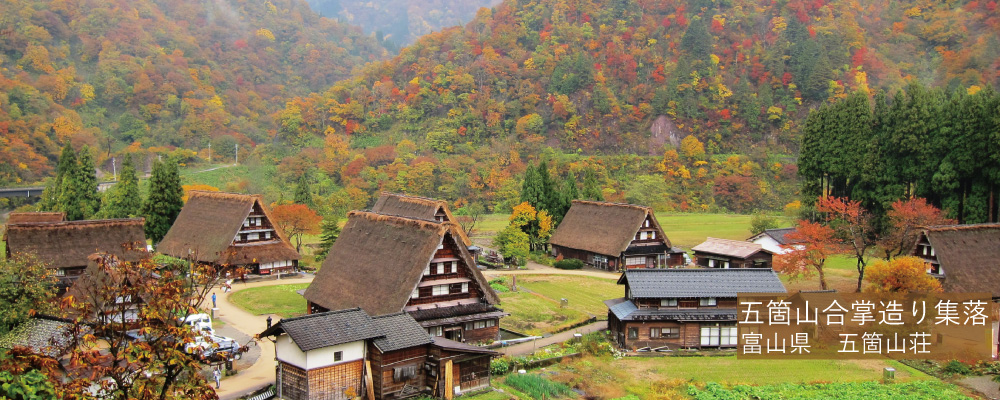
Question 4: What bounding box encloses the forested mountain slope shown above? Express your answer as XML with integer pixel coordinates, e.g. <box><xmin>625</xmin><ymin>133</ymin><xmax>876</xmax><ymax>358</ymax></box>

<box><xmin>306</xmin><ymin>0</ymin><xmax>502</xmax><ymax>46</ymax></box>
<box><xmin>0</xmin><ymin>0</ymin><xmax>388</xmax><ymax>185</ymax></box>
<box><xmin>280</xmin><ymin>0</ymin><xmax>999</xmax><ymax>156</ymax></box>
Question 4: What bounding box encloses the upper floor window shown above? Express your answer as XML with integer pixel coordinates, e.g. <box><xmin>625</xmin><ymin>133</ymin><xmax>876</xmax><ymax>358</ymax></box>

<box><xmin>661</xmin><ymin>298</ymin><xmax>677</xmax><ymax>307</ymax></box>
<box><xmin>450</xmin><ymin>261</ymin><xmax>457</xmax><ymax>273</ymax></box>
<box><xmin>432</xmin><ymin>285</ymin><xmax>449</xmax><ymax>296</ymax></box>
<box><xmin>700</xmin><ymin>298</ymin><xmax>717</xmax><ymax>306</ymax></box>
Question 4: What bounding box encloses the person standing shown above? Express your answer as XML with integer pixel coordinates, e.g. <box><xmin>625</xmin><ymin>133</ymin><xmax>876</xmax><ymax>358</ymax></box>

<box><xmin>213</xmin><ymin>367</ymin><xmax>221</xmax><ymax>389</ymax></box>
<box><xmin>212</xmin><ymin>292</ymin><xmax>217</xmax><ymax>308</ymax></box>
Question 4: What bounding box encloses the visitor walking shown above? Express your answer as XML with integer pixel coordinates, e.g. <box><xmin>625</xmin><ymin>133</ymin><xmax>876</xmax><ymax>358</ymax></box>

<box><xmin>213</xmin><ymin>367</ymin><xmax>221</xmax><ymax>389</ymax></box>
<box><xmin>212</xmin><ymin>292</ymin><xmax>217</xmax><ymax>308</ymax></box>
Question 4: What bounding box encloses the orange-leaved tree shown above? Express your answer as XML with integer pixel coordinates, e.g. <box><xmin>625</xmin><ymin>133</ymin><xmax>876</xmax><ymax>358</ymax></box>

<box><xmin>864</xmin><ymin>256</ymin><xmax>943</xmax><ymax>293</ymax></box>
<box><xmin>774</xmin><ymin>220</ymin><xmax>844</xmax><ymax>290</ymax></box>
<box><xmin>878</xmin><ymin>198</ymin><xmax>955</xmax><ymax>260</ymax></box>
<box><xmin>270</xmin><ymin>204</ymin><xmax>322</xmax><ymax>253</ymax></box>
<box><xmin>817</xmin><ymin>196</ymin><xmax>875</xmax><ymax>292</ymax></box>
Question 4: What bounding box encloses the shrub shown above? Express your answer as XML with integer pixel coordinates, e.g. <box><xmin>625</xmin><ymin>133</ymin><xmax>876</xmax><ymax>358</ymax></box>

<box><xmin>491</xmin><ymin>357</ymin><xmax>512</xmax><ymax>375</ymax></box>
<box><xmin>489</xmin><ymin>277</ymin><xmax>510</xmax><ymax>293</ymax></box>
<box><xmin>553</xmin><ymin>259</ymin><xmax>584</xmax><ymax>270</ymax></box>
<box><xmin>941</xmin><ymin>360</ymin><xmax>972</xmax><ymax>376</ymax></box>
<box><xmin>505</xmin><ymin>374</ymin><xmax>574</xmax><ymax>399</ymax></box>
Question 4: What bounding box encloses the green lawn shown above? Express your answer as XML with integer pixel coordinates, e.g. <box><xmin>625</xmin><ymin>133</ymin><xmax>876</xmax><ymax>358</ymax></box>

<box><xmin>515</xmin><ymin>275</ymin><xmax>620</xmax><ymax>318</ymax></box>
<box><xmin>498</xmin><ymin>291</ymin><xmax>590</xmax><ymax>336</ymax></box>
<box><xmin>475</xmin><ymin>213</ymin><xmax>510</xmax><ymax>235</ymax></box>
<box><xmin>656</xmin><ymin>213</ymin><xmax>794</xmax><ymax>248</ymax></box>
<box><xmin>229</xmin><ymin>283</ymin><xmax>309</xmax><ymax>318</ymax></box>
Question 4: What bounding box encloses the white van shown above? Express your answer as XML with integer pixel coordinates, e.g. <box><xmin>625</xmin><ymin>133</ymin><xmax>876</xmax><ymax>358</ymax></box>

<box><xmin>182</xmin><ymin>313</ymin><xmax>214</xmax><ymax>335</ymax></box>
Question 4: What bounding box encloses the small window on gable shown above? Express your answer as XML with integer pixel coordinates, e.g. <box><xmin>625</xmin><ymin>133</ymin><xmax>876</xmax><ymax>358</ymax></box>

<box><xmin>930</xmin><ymin>247</ymin><xmax>935</xmax><ymax>256</ymax></box>
<box><xmin>923</xmin><ymin>246</ymin><xmax>928</xmax><ymax>255</ymax></box>
<box><xmin>461</xmin><ymin>282</ymin><xmax>469</xmax><ymax>293</ymax></box>
<box><xmin>640</xmin><ymin>232</ymin><xmax>648</xmax><ymax>240</ymax></box>
<box><xmin>424</xmin><ymin>265</ymin><xmax>430</xmax><ymax>275</ymax></box>
<box><xmin>411</xmin><ymin>288</ymin><xmax>419</xmax><ymax>299</ymax></box>
<box><xmin>450</xmin><ymin>261</ymin><xmax>457</xmax><ymax>273</ymax></box>
<box><xmin>334</xmin><ymin>351</ymin><xmax>343</xmax><ymax>362</ymax></box>
<box><xmin>433</xmin><ymin>285</ymin><xmax>449</xmax><ymax>296</ymax></box>
<box><xmin>651</xmin><ymin>231</ymin><xmax>656</xmax><ymax>239</ymax></box>
<box><xmin>437</xmin><ymin>263</ymin><xmax>445</xmax><ymax>274</ymax></box>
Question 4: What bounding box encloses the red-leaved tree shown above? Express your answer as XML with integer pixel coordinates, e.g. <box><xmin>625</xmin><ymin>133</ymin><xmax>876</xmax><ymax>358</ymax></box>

<box><xmin>774</xmin><ymin>220</ymin><xmax>843</xmax><ymax>290</ymax></box>
<box><xmin>878</xmin><ymin>198</ymin><xmax>955</xmax><ymax>260</ymax></box>
<box><xmin>817</xmin><ymin>196</ymin><xmax>875</xmax><ymax>292</ymax></box>
<box><xmin>270</xmin><ymin>203</ymin><xmax>322</xmax><ymax>253</ymax></box>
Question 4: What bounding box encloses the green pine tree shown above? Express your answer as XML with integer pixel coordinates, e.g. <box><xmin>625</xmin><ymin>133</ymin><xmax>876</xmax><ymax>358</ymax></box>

<box><xmin>142</xmin><ymin>158</ymin><xmax>184</xmax><ymax>243</ymax></box>
<box><xmin>39</xmin><ymin>144</ymin><xmax>77</xmax><ymax>211</ymax></box>
<box><xmin>293</xmin><ymin>173</ymin><xmax>314</xmax><ymax>207</ymax></box>
<box><xmin>582</xmin><ymin>168</ymin><xmax>603</xmax><ymax>201</ymax></box>
<box><xmin>537</xmin><ymin>161</ymin><xmax>556</xmax><ymax>213</ymax></box>
<box><xmin>520</xmin><ymin>164</ymin><xmax>544</xmax><ymax>210</ymax></box>
<box><xmin>554</xmin><ymin>171</ymin><xmax>579</xmax><ymax>223</ymax></box>
<box><xmin>58</xmin><ymin>146</ymin><xmax>99</xmax><ymax>220</ymax></box>
<box><xmin>314</xmin><ymin>216</ymin><xmax>342</xmax><ymax>262</ymax></box>
<box><xmin>99</xmin><ymin>154</ymin><xmax>142</xmax><ymax>219</ymax></box>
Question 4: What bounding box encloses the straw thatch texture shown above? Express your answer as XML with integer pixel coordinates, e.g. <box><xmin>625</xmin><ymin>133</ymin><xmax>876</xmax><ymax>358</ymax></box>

<box><xmin>157</xmin><ymin>191</ymin><xmax>299</xmax><ymax>265</ymax></box>
<box><xmin>548</xmin><ymin>200</ymin><xmax>667</xmax><ymax>257</ymax></box>
<box><xmin>6</xmin><ymin>212</ymin><xmax>65</xmax><ymax>224</ymax></box>
<box><xmin>5</xmin><ymin>219</ymin><xmax>147</xmax><ymax>269</ymax></box>
<box><xmin>919</xmin><ymin>223</ymin><xmax>1000</xmax><ymax>297</ymax></box>
<box><xmin>371</xmin><ymin>193</ymin><xmax>471</xmax><ymax>246</ymax></box>
<box><xmin>692</xmin><ymin>237</ymin><xmax>772</xmax><ymax>258</ymax></box>
<box><xmin>304</xmin><ymin>212</ymin><xmax>497</xmax><ymax>316</ymax></box>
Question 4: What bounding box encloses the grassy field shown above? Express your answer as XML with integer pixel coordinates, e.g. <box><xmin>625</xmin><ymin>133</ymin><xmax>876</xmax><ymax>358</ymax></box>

<box><xmin>498</xmin><ymin>291</ymin><xmax>589</xmax><ymax>336</ymax></box>
<box><xmin>496</xmin><ymin>275</ymin><xmax>620</xmax><ymax>336</ymax></box>
<box><xmin>516</xmin><ymin>275</ymin><xmax>620</xmax><ymax>317</ymax></box>
<box><xmin>229</xmin><ymin>283</ymin><xmax>309</xmax><ymax>318</ymax></box>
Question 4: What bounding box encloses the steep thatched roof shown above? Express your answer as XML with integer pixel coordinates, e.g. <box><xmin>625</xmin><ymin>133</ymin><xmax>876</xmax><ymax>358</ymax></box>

<box><xmin>548</xmin><ymin>200</ymin><xmax>668</xmax><ymax>257</ymax></box>
<box><xmin>304</xmin><ymin>211</ymin><xmax>498</xmax><ymax>316</ymax></box>
<box><xmin>156</xmin><ymin>191</ymin><xmax>299</xmax><ymax>265</ymax></box>
<box><xmin>5</xmin><ymin>219</ymin><xmax>147</xmax><ymax>269</ymax></box>
<box><xmin>371</xmin><ymin>193</ymin><xmax>471</xmax><ymax>246</ymax></box>
<box><xmin>918</xmin><ymin>223</ymin><xmax>1000</xmax><ymax>297</ymax></box>
<box><xmin>6</xmin><ymin>212</ymin><xmax>65</xmax><ymax>224</ymax></box>
<box><xmin>692</xmin><ymin>237</ymin><xmax>772</xmax><ymax>259</ymax></box>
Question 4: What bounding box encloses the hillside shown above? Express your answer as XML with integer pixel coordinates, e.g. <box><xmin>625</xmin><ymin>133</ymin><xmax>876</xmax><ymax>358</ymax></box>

<box><xmin>305</xmin><ymin>0</ymin><xmax>502</xmax><ymax>47</ymax></box>
<box><xmin>0</xmin><ymin>0</ymin><xmax>389</xmax><ymax>185</ymax></box>
<box><xmin>281</xmin><ymin>0</ymin><xmax>999</xmax><ymax>156</ymax></box>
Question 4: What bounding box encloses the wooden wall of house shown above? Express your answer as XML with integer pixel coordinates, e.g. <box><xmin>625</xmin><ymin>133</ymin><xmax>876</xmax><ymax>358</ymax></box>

<box><xmin>463</xmin><ymin>323</ymin><xmax>499</xmax><ymax>343</ymax></box>
<box><xmin>407</xmin><ymin>236</ymin><xmax>483</xmax><ymax>307</ymax></box>
<box><xmin>279</xmin><ymin>362</ymin><xmax>309</xmax><ymax>400</ymax></box>
<box><xmin>553</xmin><ymin>245</ymin><xmax>617</xmax><ymax>270</ymax></box>
<box><xmin>694</xmin><ymin>252</ymin><xmax>772</xmax><ymax>269</ymax></box>
<box><xmin>633</xmin><ymin>297</ymin><xmax>738</xmax><ymax>309</ymax></box>
<box><xmin>306</xmin><ymin>359</ymin><xmax>364</xmax><ymax>400</ymax></box>
<box><xmin>367</xmin><ymin>343</ymin><xmax>428</xmax><ymax>399</ymax></box>
<box><xmin>619</xmin><ymin>321</ymin><xmax>701</xmax><ymax>350</ymax></box>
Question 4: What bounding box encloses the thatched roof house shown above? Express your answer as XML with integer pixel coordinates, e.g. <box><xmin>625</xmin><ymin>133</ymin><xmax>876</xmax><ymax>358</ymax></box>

<box><xmin>691</xmin><ymin>237</ymin><xmax>774</xmax><ymax>269</ymax></box>
<box><xmin>6</xmin><ymin>212</ymin><xmax>65</xmax><ymax>224</ymax></box>
<box><xmin>911</xmin><ymin>223</ymin><xmax>1000</xmax><ymax>298</ymax></box>
<box><xmin>5</xmin><ymin>218</ymin><xmax>147</xmax><ymax>286</ymax></box>
<box><xmin>157</xmin><ymin>191</ymin><xmax>300</xmax><ymax>275</ymax></box>
<box><xmin>371</xmin><ymin>192</ymin><xmax>471</xmax><ymax>246</ymax></box>
<box><xmin>304</xmin><ymin>211</ymin><xmax>503</xmax><ymax>343</ymax></box>
<box><xmin>548</xmin><ymin>200</ymin><xmax>685</xmax><ymax>270</ymax></box>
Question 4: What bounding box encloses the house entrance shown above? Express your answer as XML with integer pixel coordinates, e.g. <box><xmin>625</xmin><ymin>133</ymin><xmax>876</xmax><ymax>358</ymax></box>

<box><xmin>445</xmin><ymin>327</ymin><xmax>462</xmax><ymax>341</ymax></box>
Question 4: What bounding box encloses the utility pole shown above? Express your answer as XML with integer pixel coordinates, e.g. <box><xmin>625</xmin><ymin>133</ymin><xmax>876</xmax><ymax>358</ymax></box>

<box><xmin>235</xmin><ymin>143</ymin><xmax>238</xmax><ymax>166</ymax></box>
<box><xmin>112</xmin><ymin>157</ymin><xmax>117</xmax><ymax>181</ymax></box>
<box><xmin>208</xmin><ymin>142</ymin><xmax>212</xmax><ymax>163</ymax></box>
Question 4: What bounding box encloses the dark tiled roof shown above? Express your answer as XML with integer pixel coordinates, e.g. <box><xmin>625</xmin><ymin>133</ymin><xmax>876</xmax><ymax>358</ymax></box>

<box><xmin>370</xmin><ymin>313</ymin><xmax>432</xmax><ymax>353</ymax></box>
<box><xmin>259</xmin><ymin>308</ymin><xmax>383</xmax><ymax>352</ymax></box>
<box><xmin>607</xmin><ymin>299</ymin><xmax>737</xmax><ymax>321</ymax></box>
<box><xmin>620</xmin><ymin>268</ymin><xmax>786</xmax><ymax>298</ymax></box>
<box><xmin>407</xmin><ymin>303</ymin><xmax>501</xmax><ymax>322</ymax></box>
<box><xmin>919</xmin><ymin>224</ymin><xmax>1000</xmax><ymax>297</ymax></box>
<box><xmin>549</xmin><ymin>200</ymin><xmax>671</xmax><ymax>257</ymax></box>
<box><xmin>0</xmin><ymin>316</ymin><xmax>74</xmax><ymax>358</ymax></box>
<box><xmin>692</xmin><ymin>237</ymin><xmax>772</xmax><ymax>258</ymax></box>
<box><xmin>749</xmin><ymin>228</ymin><xmax>800</xmax><ymax>245</ymax></box>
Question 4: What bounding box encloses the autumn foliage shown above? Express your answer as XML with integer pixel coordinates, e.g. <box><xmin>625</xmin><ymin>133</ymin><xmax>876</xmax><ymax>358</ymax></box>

<box><xmin>270</xmin><ymin>203</ymin><xmax>322</xmax><ymax>253</ymax></box>
<box><xmin>773</xmin><ymin>220</ymin><xmax>843</xmax><ymax>290</ymax></box>
<box><xmin>879</xmin><ymin>198</ymin><xmax>955</xmax><ymax>259</ymax></box>
<box><xmin>864</xmin><ymin>256</ymin><xmax>944</xmax><ymax>293</ymax></box>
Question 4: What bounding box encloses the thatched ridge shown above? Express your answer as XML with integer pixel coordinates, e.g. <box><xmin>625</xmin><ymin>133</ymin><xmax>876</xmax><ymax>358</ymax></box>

<box><xmin>917</xmin><ymin>223</ymin><xmax>1000</xmax><ymax>297</ymax></box>
<box><xmin>157</xmin><ymin>191</ymin><xmax>299</xmax><ymax>265</ymax></box>
<box><xmin>548</xmin><ymin>200</ymin><xmax>668</xmax><ymax>257</ymax></box>
<box><xmin>371</xmin><ymin>192</ymin><xmax>471</xmax><ymax>246</ymax></box>
<box><xmin>304</xmin><ymin>211</ymin><xmax>498</xmax><ymax>317</ymax></box>
<box><xmin>7</xmin><ymin>212</ymin><xmax>65</xmax><ymax>224</ymax></box>
<box><xmin>5</xmin><ymin>218</ymin><xmax>147</xmax><ymax>269</ymax></box>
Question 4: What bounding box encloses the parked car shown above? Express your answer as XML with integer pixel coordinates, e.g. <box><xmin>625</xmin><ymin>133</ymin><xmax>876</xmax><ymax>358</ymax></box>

<box><xmin>184</xmin><ymin>333</ymin><xmax>242</xmax><ymax>361</ymax></box>
<box><xmin>181</xmin><ymin>313</ymin><xmax>214</xmax><ymax>335</ymax></box>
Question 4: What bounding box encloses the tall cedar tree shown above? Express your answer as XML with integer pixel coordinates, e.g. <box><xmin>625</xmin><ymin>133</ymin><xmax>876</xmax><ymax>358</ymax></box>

<box><xmin>553</xmin><ymin>171</ymin><xmax>579</xmax><ymax>223</ymax></box>
<box><xmin>39</xmin><ymin>143</ymin><xmax>76</xmax><ymax>211</ymax></box>
<box><xmin>59</xmin><ymin>145</ymin><xmax>100</xmax><ymax>220</ymax></box>
<box><xmin>537</xmin><ymin>161</ymin><xmax>557</xmax><ymax>214</ymax></box>
<box><xmin>315</xmin><ymin>215</ymin><xmax>342</xmax><ymax>262</ymax></box>
<box><xmin>582</xmin><ymin>168</ymin><xmax>603</xmax><ymax>201</ymax></box>
<box><xmin>293</xmin><ymin>173</ymin><xmax>314</xmax><ymax>207</ymax></box>
<box><xmin>142</xmin><ymin>158</ymin><xmax>183</xmax><ymax>243</ymax></box>
<box><xmin>100</xmin><ymin>154</ymin><xmax>142</xmax><ymax>218</ymax></box>
<box><xmin>520</xmin><ymin>165</ymin><xmax>544</xmax><ymax>211</ymax></box>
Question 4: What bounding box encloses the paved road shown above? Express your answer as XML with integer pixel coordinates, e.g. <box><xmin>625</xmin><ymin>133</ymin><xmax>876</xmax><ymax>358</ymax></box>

<box><xmin>482</xmin><ymin>261</ymin><xmax>622</xmax><ymax>280</ymax></box>
<box><xmin>497</xmin><ymin>321</ymin><xmax>608</xmax><ymax>356</ymax></box>
<box><xmin>211</xmin><ymin>275</ymin><xmax>314</xmax><ymax>400</ymax></box>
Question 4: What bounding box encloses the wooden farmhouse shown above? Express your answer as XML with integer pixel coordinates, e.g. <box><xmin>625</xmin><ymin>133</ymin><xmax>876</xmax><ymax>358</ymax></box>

<box><xmin>605</xmin><ymin>269</ymin><xmax>786</xmax><ymax>351</ymax></box>
<box><xmin>371</xmin><ymin>193</ymin><xmax>477</xmax><ymax>259</ymax></box>
<box><xmin>157</xmin><ymin>191</ymin><xmax>300</xmax><ymax>275</ymax></box>
<box><xmin>911</xmin><ymin>223</ymin><xmax>1000</xmax><ymax>294</ymax></box>
<box><xmin>548</xmin><ymin>200</ymin><xmax>686</xmax><ymax>271</ymax></box>
<box><xmin>4</xmin><ymin>218</ymin><xmax>147</xmax><ymax>289</ymax></box>
<box><xmin>747</xmin><ymin>227</ymin><xmax>802</xmax><ymax>255</ymax></box>
<box><xmin>258</xmin><ymin>307</ymin><xmax>497</xmax><ymax>400</ymax></box>
<box><xmin>691</xmin><ymin>237</ymin><xmax>774</xmax><ymax>269</ymax></box>
<box><xmin>304</xmin><ymin>211</ymin><xmax>504</xmax><ymax>344</ymax></box>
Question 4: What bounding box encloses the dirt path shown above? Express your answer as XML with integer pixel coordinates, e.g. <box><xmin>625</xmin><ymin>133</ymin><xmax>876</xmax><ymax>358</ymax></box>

<box><xmin>498</xmin><ymin>321</ymin><xmax>608</xmax><ymax>356</ymax></box>
<box><xmin>211</xmin><ymin>275</ymin><xmax>314</xmax><ymax>400</ymax></box>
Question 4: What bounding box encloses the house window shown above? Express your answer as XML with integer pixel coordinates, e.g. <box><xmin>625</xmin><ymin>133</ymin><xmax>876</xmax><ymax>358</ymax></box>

<box><xmin>424</xmin><ymin>265</ymin><xmax>430</xmax><ymax>275</ymax></box>
<box><xmin>640</xmin><ymin>232</ymin><xmax>648</xmax><ymax>240</ymax></box>
<box><xmin>650</xmin><ymin>328</ymin><xmax>680</xmax><ymax>339</ymax></box>
<box><xmin>411</xmin><ymin>288</ymin><xmax>419</xmax><ymax>299</ymax></box>
<box><xmin>594</xmin><ymin>255</ymin><xmax>609</xmax><ymax>269</ymax></box>
<box><xmin>428</xmin><ymin>326</ymin><xmax>443</xmax><ymax>336</ymax></box>
<box><xmin>248</xmin><ymin>232</ymin><xmax>259</xmax><ymax>241</ymax></box>
<box><xmin>432</xmin><ymin>285</ymin><xmax>449</xmax><ymax>296</ymax></box>
<box><xmin>466</xmin><ymin>320</ymin><xmax>490</xmax><ymax>330</ymax></box>
<box><xmin>450</xmin><ymin>261</ymin><xmax>457</xmax><ymax>273</ymax></box>
<box><xmin>627</xmin><ymin>327</ymin><xmax>638</xmax><ymax>339</ymax></box>
<box><xmin>708</xmin><ymin>259</ymin><xmax>715</xmax><ymax>268</ymax></box>
<box><xmin>651</xmin><ymin>231</ymin><xmax>656</xmax><ymax>239</ymax></box>
<box><xmin>700</xmin><ymin>298</ymin><xmax>717</xmax><ymax>306</ymax></box>
<box><xmin>930</xmin><ymin>247</ymin><xmax>935</xmax><ymax>256</ymax></box>
<box><xmin>625</xmin><ymin>257</ymin><xmax>644</xmax><ymax>265</ymax></box>
<box><xmin>723</xmin><ymin>261</ymin><xmax>730</xmax><ymax>269</ymax></box>
<box><xmin>437</xmin><ymin>263</ymin><xmax>445</xmax><ymax>274</ymax></box>
<box><xmin>700</xmin><ymin>323</ymin><xmax>736</xmax><ymax>347</ymax></box>
<box><xmin>461</xmin><ymin>282</ymin><xmax>469</xmax><ymax>293</ymax></box>
<box><xmin>660</xmin><ymin>298</ymin><xmax>677</xmax><ymax>307</ymax></box>
<box><xmin>56</xmin><ymin>269</ymin><xmax>66</xmax><ymax>277</ymax></box>
<box><xmin>334</xmin><ymin>351</ymin><xmax>343</xmax><ymax>362</ymax></box>
<box><xmin>644</xmin><ymin>220</ymin><xmax>650</xmax><ymax>227</ymax></box>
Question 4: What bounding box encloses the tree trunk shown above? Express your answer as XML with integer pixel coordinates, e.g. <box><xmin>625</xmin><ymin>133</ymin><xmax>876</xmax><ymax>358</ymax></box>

<box><xmin>817</xmin><ymin>264</ymin><xmax>828</xmax><ymax>290</ymax></box>
<box><xmin>855</xmin><ymin>260</ymin><xmax>865</xmax><ymax>293</ymax></box>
